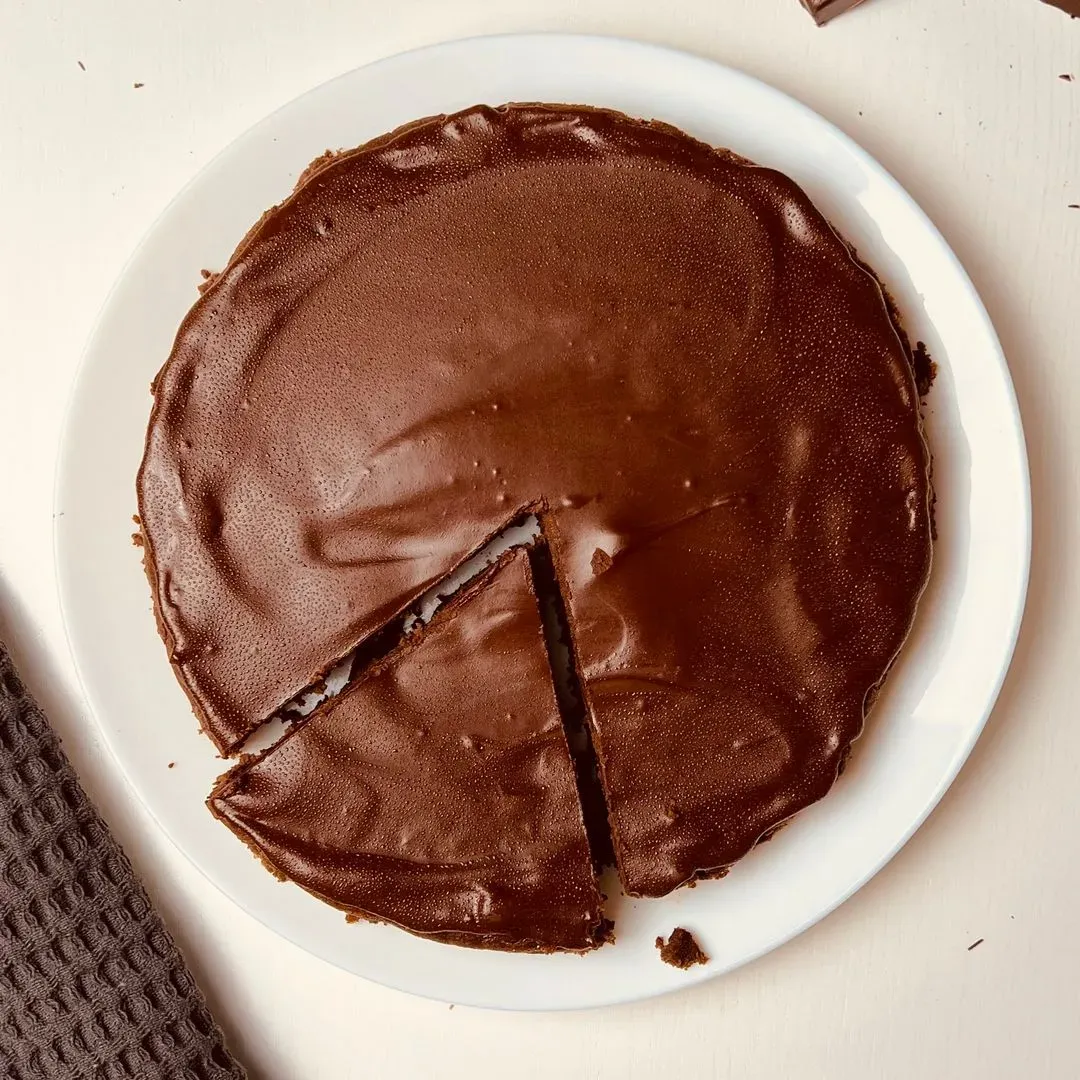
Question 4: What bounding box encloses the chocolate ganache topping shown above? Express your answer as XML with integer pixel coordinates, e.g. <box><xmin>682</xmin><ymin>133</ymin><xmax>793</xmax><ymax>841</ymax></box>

<box><xmin>139</xmin><ymin>103</ymin><xmax>932</xmax><ymax>904</ymax></box>
<box><xmin>211</xmin><ymin>553</ymin><xmax>606</xmax><ymax>951</ymax></box>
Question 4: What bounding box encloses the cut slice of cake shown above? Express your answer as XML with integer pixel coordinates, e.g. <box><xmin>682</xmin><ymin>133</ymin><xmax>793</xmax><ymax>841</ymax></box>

<box><xmin>209</xmin><ymin>551</ymin><xmax>607</xmax><ymax>952</ymax></box>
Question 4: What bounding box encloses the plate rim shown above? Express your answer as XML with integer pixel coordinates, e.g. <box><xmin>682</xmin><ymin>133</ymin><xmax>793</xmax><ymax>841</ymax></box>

<box><xmin>53</xmin><ymin>31</ymin><xmax>1032</xmax><ymax>1011</ymax></box>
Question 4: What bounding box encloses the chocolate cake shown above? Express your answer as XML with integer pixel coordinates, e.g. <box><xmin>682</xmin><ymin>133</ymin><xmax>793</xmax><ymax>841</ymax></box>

<box><xmin>211</xmin><ymin>553</ymin><xmax>606</xmax><ymax>951</ymax></box>
<box><xmin>139</xmin><ymin>103</ymin><xmax>932</xmax><ymax>921</ymax></box>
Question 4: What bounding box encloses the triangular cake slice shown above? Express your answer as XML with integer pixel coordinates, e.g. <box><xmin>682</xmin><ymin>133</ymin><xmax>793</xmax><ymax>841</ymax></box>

<box><xmin>209</xmin><ymin>551</ymin><xmax>607</xmax><ymax>952</ymax></box>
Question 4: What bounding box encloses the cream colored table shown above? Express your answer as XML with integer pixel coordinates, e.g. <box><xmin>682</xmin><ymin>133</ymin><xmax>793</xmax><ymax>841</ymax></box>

<box><xmin>1</xmin><ymin>1</ymin><xmax>1077</xmax><ymax>1076</ymax></box>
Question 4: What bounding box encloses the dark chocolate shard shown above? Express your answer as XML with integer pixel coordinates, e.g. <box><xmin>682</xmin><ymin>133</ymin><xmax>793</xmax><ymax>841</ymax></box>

<box><xmin>800</xmin><ymin>0</ymin><xmax>868</xmax><ymax>25</ymax></box>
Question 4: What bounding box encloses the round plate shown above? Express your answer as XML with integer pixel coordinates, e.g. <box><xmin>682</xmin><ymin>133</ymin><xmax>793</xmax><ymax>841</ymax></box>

<box><xmin>56</xmin><ymin>34</ymin><xmax>1030</xmax><ymax>1011</ymax></box>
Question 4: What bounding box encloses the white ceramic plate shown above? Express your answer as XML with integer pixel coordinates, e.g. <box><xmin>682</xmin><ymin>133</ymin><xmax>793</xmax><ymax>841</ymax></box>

<box><xmin>56</xmin><ymin>34</ymin><xmax>1030</xmax><ymax>1011</ymax></box>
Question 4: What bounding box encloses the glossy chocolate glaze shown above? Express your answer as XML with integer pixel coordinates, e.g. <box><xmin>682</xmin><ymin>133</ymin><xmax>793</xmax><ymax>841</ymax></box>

<box><xmin>210</xmin><ymin>555</ymin><xmax>605</xmax><ymax>950</ymax></box>
<box><xmin>140</xmin><ymin>103</ymin><xmax>932</xmax><ymax>898</ymax></box>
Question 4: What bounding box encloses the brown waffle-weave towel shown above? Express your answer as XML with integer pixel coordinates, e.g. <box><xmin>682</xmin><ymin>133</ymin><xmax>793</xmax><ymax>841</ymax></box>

<box><xmin>0</xmin><ymin>641</ymin><xmax>247</xmax><ymax>1079</ymax></box>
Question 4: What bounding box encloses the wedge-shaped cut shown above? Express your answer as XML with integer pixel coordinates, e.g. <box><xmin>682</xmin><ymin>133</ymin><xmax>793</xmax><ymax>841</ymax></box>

<box><xmin>210</xmin><ymin>553</ymin><xmax>606</xmax><ymax>952</ymax></box>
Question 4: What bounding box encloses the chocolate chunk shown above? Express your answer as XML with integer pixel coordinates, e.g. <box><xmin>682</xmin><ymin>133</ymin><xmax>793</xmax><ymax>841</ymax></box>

<box><xmin>800</xmin><ymin>0</ymin><xmax>868</xmax><ymax>25</ymax></box>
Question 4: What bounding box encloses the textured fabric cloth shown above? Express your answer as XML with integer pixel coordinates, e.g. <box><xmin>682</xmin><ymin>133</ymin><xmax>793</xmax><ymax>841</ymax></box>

<box><xmin>0</xmin><ymin>641</ymin><xmax>247</xmax><ymax>1079</ymax></box>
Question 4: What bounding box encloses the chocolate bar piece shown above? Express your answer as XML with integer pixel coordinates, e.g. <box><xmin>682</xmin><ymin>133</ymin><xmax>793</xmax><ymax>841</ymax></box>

<box><xmin>801</xmin><ymin>0</ymin><xmax>868</xmax><ymax>24</ymax></box>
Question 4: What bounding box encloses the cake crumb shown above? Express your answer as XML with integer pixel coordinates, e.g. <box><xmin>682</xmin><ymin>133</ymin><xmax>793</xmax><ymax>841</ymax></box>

<box><xmin>167</xmin><ymin>761</ymin><xmax>175</xmax><ymax>769</ymax></box>
<box><xmin>1061</xmin><ymin>73</ymin><xmax>1075</xmax><ymax>81</ymax></box>
<box><xmin>133</xmin><ymin>82</ymin><xmax>145</xmax><ymax>89</ymax></box>
<box><xmin>590</xmin><ymin>548</ymin><xmax>613</xmax><ymax>575</ymax></box>
<box><xmin>656</xmin><ymin>927</ymin><xmax>708</xmax><ymax>969</ymax></box>
<box><xmin>912</xmin><ymin>341</ymin><xmax>937</xmax><ymax>398</ymax></box>
<box><xmin>758</xmin><ymin>821</ymin><xmax>787</xmax><ymax>844</ymax></box>
<box><xmin>198</xmin><ymin>268</ymin><xmax>220</xmax><ymax>294</ymax></box>
<box><xmin>296</xmin><ymin>149</ymin><xmax>342</xmax><ymax>190</ymax></box>
<box><xmin>132</xmin><ymin>532</ymin><xmax>145</xmax><ymax>548</ymax></box>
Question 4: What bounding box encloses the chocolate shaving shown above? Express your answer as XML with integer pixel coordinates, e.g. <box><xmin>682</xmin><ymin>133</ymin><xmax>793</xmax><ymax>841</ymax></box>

<box><xmin>590</xmin><ymin>548</ymin><xmax>613</xmax><ymax>576</ymax></box>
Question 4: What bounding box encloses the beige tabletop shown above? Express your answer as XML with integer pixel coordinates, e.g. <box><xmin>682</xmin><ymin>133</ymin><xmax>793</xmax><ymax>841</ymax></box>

<box><xmin>1</xmin><ymin>0</ymin><xmax>1078</xmax><ymax>1076</ymax></box>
